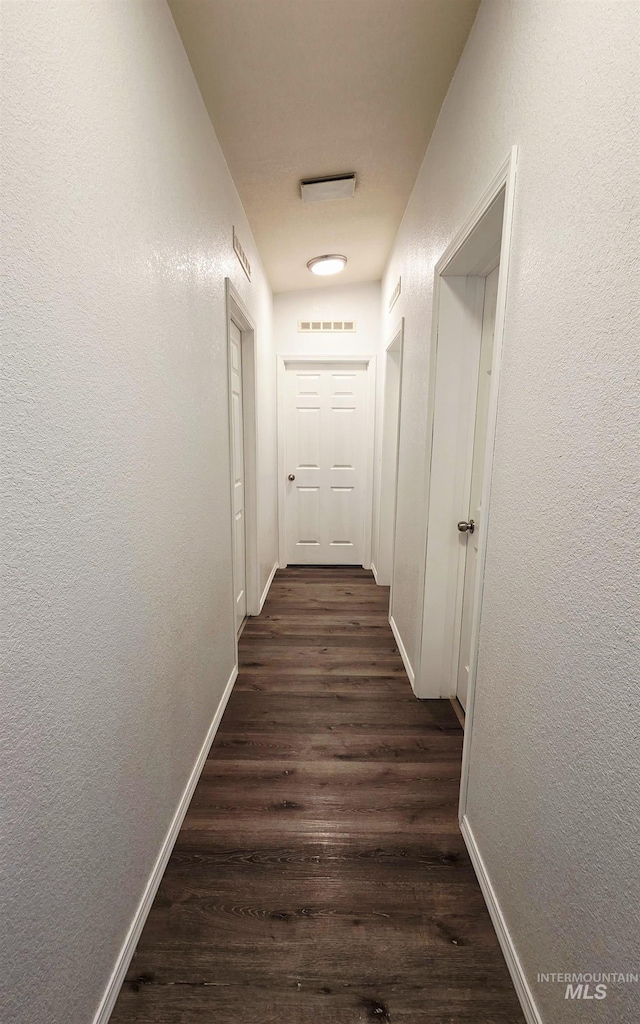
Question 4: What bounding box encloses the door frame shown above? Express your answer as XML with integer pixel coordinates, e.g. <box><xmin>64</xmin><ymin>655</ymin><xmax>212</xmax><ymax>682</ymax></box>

<box><xmin>277</xmin><ymin>354</ymin><xmax>376</xmax><ymax>568</ymax></box>
<box><xmin>374</xmin><ymin>319</ymin><xmax>404</xmax><ymax>589</ymax></box>
<box><xmin>225</xmin><ymin>279</ymin><xmax>260</xmax><ymax>628</ymax></box>
<box><xmin>411</xmin><ymin>150</ymin><xmax>517</xmax><ymax>818</ymax></box>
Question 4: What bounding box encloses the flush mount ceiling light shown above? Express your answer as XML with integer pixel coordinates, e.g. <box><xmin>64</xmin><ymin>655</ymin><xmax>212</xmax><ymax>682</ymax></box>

<box><xmin>307</xmin><ymin>254</ymin><xmax>348</xmax><ymax>276</ymax></box>
<box><xmin>300</xmin><ymin>173</ymin><xmax>356</xmax><ymax>204</ymax></box>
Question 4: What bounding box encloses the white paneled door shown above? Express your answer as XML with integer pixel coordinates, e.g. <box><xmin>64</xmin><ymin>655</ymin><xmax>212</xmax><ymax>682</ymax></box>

<box><xmin>456</xmin><ymin>265</ymin><xmax>499</xmax><ymax>709</ymax></box>
<box><xmin>229</xmin><ymin>320</ymin><xmax>247</xmax><ymax>631</ymax></box>
<box><xmin>283</xmin><ymin>361</ymin><xmax>369</xmax><ymax>565</ymax></box>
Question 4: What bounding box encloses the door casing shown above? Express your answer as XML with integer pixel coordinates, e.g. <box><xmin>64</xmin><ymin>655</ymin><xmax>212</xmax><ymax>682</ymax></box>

<box><xmin>408</xmin><ymin>150</ymin><xmax>518</xmax><ymax>819</ymax></box>
<box><xmin>277</xmin><ymin>354</ymin><xmax>376</xmax><ymax>568</ymax></box>
<box><xmin>225</xmin><ymin>279</ymin><xmax>260</xmax><ymax>640</ymax></box>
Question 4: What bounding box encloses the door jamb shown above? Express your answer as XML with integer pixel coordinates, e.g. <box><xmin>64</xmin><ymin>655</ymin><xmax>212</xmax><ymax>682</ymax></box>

<box><xmin>225</xmin><ymin>279</ymin><xmax>260</xmax><ymax>628</ymax></box>
<box><xmin>277</xmin><ymin>354</ymin><xmax>376</xmax><ymax>569</ymax></box>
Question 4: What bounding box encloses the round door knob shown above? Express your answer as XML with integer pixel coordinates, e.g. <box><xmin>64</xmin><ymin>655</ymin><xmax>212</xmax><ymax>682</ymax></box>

<box><xmin>457</xmin><ymin>519</ymin><xmax>475</xmax><ymax>534</ymax></box>
<box><xmin>288</xmin><ymin>474</ymin><xmax>296</xmax><ymax>481</ymax></box>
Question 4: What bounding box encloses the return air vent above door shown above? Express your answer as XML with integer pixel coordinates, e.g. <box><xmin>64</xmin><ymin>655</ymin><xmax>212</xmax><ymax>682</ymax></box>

<box><xmin>298</xmin><ymin>320</ymin><xmax>356</xmax><ymax>333</ymax></box>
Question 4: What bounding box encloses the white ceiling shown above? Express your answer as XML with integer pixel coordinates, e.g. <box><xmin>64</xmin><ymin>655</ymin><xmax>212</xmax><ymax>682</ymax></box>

<box><xmin>168</xmin><ymin>0</ymin><xmax>479</xmax><ymax>292</ymax></box>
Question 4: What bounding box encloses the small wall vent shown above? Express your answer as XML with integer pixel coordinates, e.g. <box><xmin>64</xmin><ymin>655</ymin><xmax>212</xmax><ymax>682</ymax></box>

<box><xmin>388</xmin><ymin>276</ymin><xmax>401</xmax><ymax>313</ymax></box>
<box><xmin>298</xmin><ymin>320</ymin><xmax>357</xmax><ymax>333</ymax></box>
<box><xmin>232</xmin><ymin>227</ymin><xmax>251</xmax><ymax>281</ymax></box>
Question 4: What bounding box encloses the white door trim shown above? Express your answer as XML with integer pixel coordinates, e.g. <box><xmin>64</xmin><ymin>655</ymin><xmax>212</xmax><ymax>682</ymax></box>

<box><xmin>407</xmin><ymin>150</ymin><xmax>518</xmax><ymax>817</ymax></box>
<box><xmin>277</xmin><ymin>354</ymin><xmax>376</xmax><ymax>569</ymax></box>
<box><xmin>457</xmin><ymin>148</ymin><xmax>518</xmax><ymax>820</ymax></box>
<box><xmin>225</xmin><ymin>280</ymin><xmax>260</xmax><ymax>630</ymax></box>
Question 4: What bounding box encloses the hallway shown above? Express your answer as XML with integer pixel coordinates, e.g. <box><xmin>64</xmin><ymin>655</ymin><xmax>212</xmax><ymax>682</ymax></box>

<box><xmin>111</xmin><ymin>567</ymin><xmax>524</xmax><ymax>1023</ymax></box>
<box><xmin>3</xmin><ymin>4</ymin><xmax>638</xmax><ymax>1023</ymax></box>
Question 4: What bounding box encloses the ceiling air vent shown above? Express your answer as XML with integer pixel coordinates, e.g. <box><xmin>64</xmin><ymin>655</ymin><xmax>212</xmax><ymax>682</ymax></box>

<box><xmin>298</xmin><ymin>320</ymin><xmax>356</xmax><ymax>333</ymax></box>
<box><xmin>300</xmin><ymin>173</ymin><xmax>356</xmax><ymax>204</ymax></box>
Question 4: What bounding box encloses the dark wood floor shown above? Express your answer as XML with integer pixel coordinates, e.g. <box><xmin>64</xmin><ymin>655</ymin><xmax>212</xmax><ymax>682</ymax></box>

<box><xmin>112</xmin><ymin>567</ymin><xmax>524</xmax><ymax>1023</ymax></box>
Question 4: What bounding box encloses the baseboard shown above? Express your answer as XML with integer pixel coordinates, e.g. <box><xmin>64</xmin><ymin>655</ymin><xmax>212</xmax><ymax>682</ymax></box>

<box><xmin>259</xmin><ymin>561</ymin><xmax>278</xmax><ymax>611</ymax></box>
<box><xmin>460</xmin><ymin>816</ymin><xmax>542</xmax><ymax>1024</ymax></box>
<box><xmin>450</xmin><ymin>696</ymin><xmax>466</xmax><ymax>729</ymax></box>
<box><xmin>389</xmin><ymin>614</ymin><xmax>415</xmax><ymax>686</ymax></box>
<box><xmin>92</xmin><ymin>663</ymin><xmax>239</xmax><ymax>1024</ymax></box>
<box><xmin>371</xmin><ymin>560</ymin><xmax>391</xmax><ymax>587</ymax></box>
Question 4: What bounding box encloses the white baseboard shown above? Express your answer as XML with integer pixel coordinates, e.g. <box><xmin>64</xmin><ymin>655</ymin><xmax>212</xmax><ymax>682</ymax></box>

<box><xmin>259</xmin><ymin>561</ymin><xmax>278</xmax><ymax>611</ymax></box>
<box><xmin>460</xmin><ymin>816</ymin><xmax>542</xmax><ymax>1024</ymax></box>
<box><xmin>93</xmin><ymin>664</ymin><xmax>238</xmax><ymax>1024</ymax></box>
<box><xmin>371</xmin><ymin>561</ymin><xmax>392</xmax><ymax>587</ymax></box>
<box><xmin>389</xmin><ymin>613</ymin><xmax>415</xmax><ymax>686</ymax></box>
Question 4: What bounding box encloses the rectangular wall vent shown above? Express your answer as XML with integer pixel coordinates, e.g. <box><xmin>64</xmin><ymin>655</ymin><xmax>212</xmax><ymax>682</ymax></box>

<box><xmin>232</xmin><ymin>227</ymin><xmax>251</xmax><ymax>281</ymax></box>
<box><xmin>388</xmin><ymin>276</ymin><xmax>401</xmax><ymax>312</ymax></box>
<box><xmin>298</xmin><ymin>320</ymin><xmax>357</xmax><ymax>333</ymax></box>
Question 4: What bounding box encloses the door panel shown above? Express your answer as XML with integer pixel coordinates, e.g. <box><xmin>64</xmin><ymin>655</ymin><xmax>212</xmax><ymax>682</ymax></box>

<box><xmin>284</xmin><ymin>362</ymin><xmax>368</xmax><ymax>565</ymax></box>
<box><xmin>330</xmin><ymin>408</ymin><xmax>357</xmax><ymax>467</ymax></box>
<box><xmin>230</xmin><ymin>320</ymin><xmax>247</xmax><ymax>631</ymax></box>
<box><xmin>457</xmin><ymin>265</ymin><xmax>499</xmax><ymax>709</ymax></box>
<box><xmin>297</xmin><ymin>407</ymin><xmax>321</xmax><ymax>467</ymax></box>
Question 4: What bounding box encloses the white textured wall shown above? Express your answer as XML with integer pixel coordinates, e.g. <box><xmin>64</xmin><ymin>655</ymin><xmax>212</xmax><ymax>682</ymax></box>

<box><xmin>0</xmin><ymin>4</ymin><xmax>275</xmax><ymax>1024</ymax></box>
<box><xmin>382</xmin><ymin>2</ymin><xmax>640</xmax><ymax>1022</ymax></box>
<box><xmin>274</xmin><ymin>281</ymin><xmax>381</xmax><ymax>356</ymax></box>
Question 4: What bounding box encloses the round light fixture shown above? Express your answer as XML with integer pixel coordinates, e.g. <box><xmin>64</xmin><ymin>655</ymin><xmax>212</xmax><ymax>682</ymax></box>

<box><xmin>307</xmin><ymin>254</ymin><xmax>347</xmax><ymax>276</ymax></box>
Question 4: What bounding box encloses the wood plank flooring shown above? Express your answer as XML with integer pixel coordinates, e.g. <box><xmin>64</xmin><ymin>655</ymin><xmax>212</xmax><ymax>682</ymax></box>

<box><xmin>111</xmin><ymin>566</ymin><xmax>524</xmax><ymax>1024</ymax></box>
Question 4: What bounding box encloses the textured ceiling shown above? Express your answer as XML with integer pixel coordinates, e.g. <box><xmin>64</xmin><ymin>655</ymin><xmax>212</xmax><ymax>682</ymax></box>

<box><xmin>168</xmin><ymin>0</ymin><xmax>480</xmax><ymax>292</ymax></box>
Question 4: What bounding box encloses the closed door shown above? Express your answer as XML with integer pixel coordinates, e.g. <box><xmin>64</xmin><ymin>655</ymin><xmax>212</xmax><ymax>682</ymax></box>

<box><xmin>457</xmin><ymin>265</ymin><xmax>499</xmax><ymax>709</ymax></box>
<box><xmin>284</xmin><ymin>361</ymin><xmax>368</xmax><ymax>565</ymax></box>
<box><xmin>229</xmin><ymin>320</ymin><xmax>247</xmax><ymax>631</ymax></box>
<box><xmin>376</xmin><ymin>338</ymin><xmax>403</xmax><ymax>586</ymax></box>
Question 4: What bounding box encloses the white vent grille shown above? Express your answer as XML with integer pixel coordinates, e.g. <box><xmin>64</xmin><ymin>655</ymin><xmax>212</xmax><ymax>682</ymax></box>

<box><xmin>232</xmin><ymin>227</ymin><xmax>251</xmax><ymax>281</ymax></box>
<box><xmin>298</xmin><ymin>320</ymin><xmax>356</xmax><ymax>333</ymax></box>
<box><xmin>388</xmin><ymin>276</ymin><xmax>401</xmax><ymax>312</ymax></box>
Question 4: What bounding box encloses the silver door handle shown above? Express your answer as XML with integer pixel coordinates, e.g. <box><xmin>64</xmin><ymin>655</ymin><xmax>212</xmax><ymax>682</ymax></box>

<box><xmin>288</xmin><ymin>474</ymin><xmax>296</xmax><ymax>481</ymax></box>
<box><xmin>457</xmin><ymin>519</ymin><xmax>475</xmax><ymax>534</ymax></box>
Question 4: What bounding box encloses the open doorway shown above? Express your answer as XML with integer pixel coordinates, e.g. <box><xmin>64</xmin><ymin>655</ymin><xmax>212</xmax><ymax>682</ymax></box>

<box><xmin>415</xmin><ymin>150</ymin><xmax>517</xmax><ymax>784</ymax></box>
